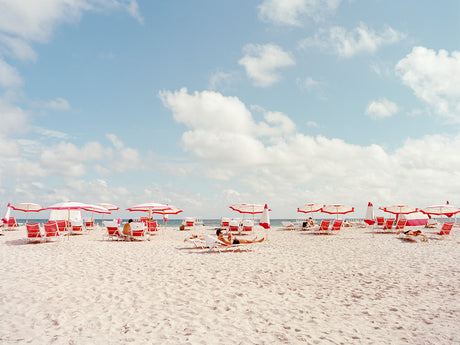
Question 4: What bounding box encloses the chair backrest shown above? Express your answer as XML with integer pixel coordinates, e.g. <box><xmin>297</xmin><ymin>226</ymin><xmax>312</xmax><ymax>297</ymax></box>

<box><xmin>242</xmin><ymin>219</ymin><xmax>253</xmax><ymax>231</ymax></box>
<box><xmin>439</xmin><ymin>222</ymin><xmax>454</xmax><ymax>235</ymax></box>
<box><xmin>56</xmin><ymin>220</ymin><xmax>67</xmax><ymax>231</ymax></box>
<box><xmin>107</xmin><ymin>226</ymin><xmax>120</xmax><ymax>236</ymax></box>
<box><xmin>147</xmin><ymin>220</ymin><xmax>158</xmax><ymax>232</ymax></box>
<box><xmin>383</xmin><ymin>219</ymin><xmax>395</xmax><ymax>229</ymax></box>
<box><xmin>71</xmin><ymin>220</ymin><xmax>83</xmax><ymax>227</ymax></box>
<box><xmin>130</xmin><ymin>222</ymin><xmax>145</xmax><ymax>236</ymax></box>
<box><xmin>319</xmin><ymin>220</ymin><xmax>331</xmax><ymax>230</ymax></box>
<box><xmin>376</xmin><ymin>217</ymin><xmax>385</xmax><ymax>226</ymax></box>
<box><xmin>331</xmin><ymin>219</ymin><xmax>343</xmax><ymax>230</ymax></box>
<box><xmin>44</xmin><ymin>222</ymin><xmax>59</xmax><ymax>236</ymax></box>
<box><xmin>221</xmin><ymin>217</ymin><xmax>230</xmax><ymax>227</ymax></box>
<box><xmin>103</xmin><ymin>220</ymin><xmax>118</xmax><ymax>228</ymax></box>
<box><xmin>184</xmin><ymin>217</ymin><xmax>195</xmax><ymax>227</ymax></box>
<box><xmin>7</xmin><ymin>217</ymin><xmax>17</xmax><ymax>226</ymax></box>
<box><xmin>26</xmin><ymin>223</ymin><xmax>41</xmax><ymax>237</ymax></box>
<box><xmin>229</xmin><ymin>219</ymin><xmax>240</xmax><ymax>231</ymax></box>
<box><xmin>395</xmin><ymin>219</ymin><xmax>407</xmax><ymax>229</ymax></box>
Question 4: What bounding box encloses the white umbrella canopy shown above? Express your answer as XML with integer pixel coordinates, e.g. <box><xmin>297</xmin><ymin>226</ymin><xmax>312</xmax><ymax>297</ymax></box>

<box><xmin>420</xmin><ymin>204</ymin><xmax>460</xmax><ymax>216</ymax></box>
<box><xmin>379</xmin><ymin>205</ymin><xmax>418</xmax><ymax>216</ymax></box>
<box><xmin>230</xmin><ymin>203</ymin><xmax>266</xmax><ymax>214</ymax></box>
<box><xmin>127</xmin><ymin>203</ymin><xmax>173</xmax><ymax>218</ymax></box>
<box><xmin>11</xmin><ymin>203</ymin><xmax>45</xmax><ymax>223</ymax></box>
<box><xmin>96</xmin><ymin>203</ymin><xmax>119</xmax><ymax>211</ymax></box>
<box><xmin>297</xmin><ymin>203</ymin><xmax>324</xmax><ymax>214</ymax></box>
<box><xmin>321</xmin><ymin>204</ymin><xmax>355</xmax><ymax>219</ymax></box>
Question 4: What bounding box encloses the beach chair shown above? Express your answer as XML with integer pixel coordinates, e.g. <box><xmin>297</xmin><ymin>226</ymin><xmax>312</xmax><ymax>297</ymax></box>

<box><xmin>103</xmin><ymin>221</ymin><xmax>125</xmax><ymax>241</ymax></box>
<box><xmin>220</xmin><ymin>217</ymin><xmax>230</xmax><ymax>228</ymax></box>
<box><xmin>281</xmin><ymin>221</ymin><xmax>297</xmax><ymax>230</ymax></box>
<box><xmin>181</xmin><ymin>217</ymin><xmax>195</xmax><ymax>231</ymax></box>
<box><xmin>438</xmin><ymin>222</ymin><xmax>454</xmax><ymax>236</ymax></box>
<box><xmin>185</xmin><ymin>235</ymin><xmax>206</xmax><ymax>248</ymax></box>
<box><xmin>5</xmin><ymin>217</ymin><xmax>19</xmax><ymax>230</ymax></box>
<box><xmin>84</xmin><ymin>219</ymin><xmax>95</xmax><ymax>231</ymax></box>
<box><xmin>376</xmin><ymin>217</ymin><xmax>385</xmax><ymax>227</ymax></box>
<box><xmin>228</xmin><ymin>219</ymin><xmax>240</xmax><ymax>234</ymax></box>
<box><xmin>395</xmin><ymin>219</ymin><xmax>407</xmax><ymax>230</ymax></box>
<box><xmin>331</xmin><ymin>219</ymin><xmax>343</xmax><ymax>231</ymax></box>
<box><xmin>382</xmin><ymin>219</ymin><xmax>395</xmax><ymax>231</ymax></box>
<box><xmin>44</xmin><ymin>222</ymin><xmax>63</xmax><ymax>241</ymax></box>
<box><xmin>202</xmin><ymin>235</ymin><xmax>249</xmax><ymax>252</ymax></box>
<box><xmin>312</xmin><ymin>219</ymin><xmax>331</xmax><ymax>234</ymax></box>
<box><xmin>241</xmin><ymin>219</ymin><xmax>253</xmax><ymax>233</ymax></box>
<box><xmin>26</xmin><ymin>223</ymin><xmax>44</xmax><ymax>243</ymax></box>
<box><xmin>129</xmin><ymin>222</ymin><xmax>148</xmax><ymax>241</ymax></box>
<box><xmin>146</xmin><ymin>220</ymin><xmax>159</xmax><ymax>235</ymax></box>
<box><xmin>70</xmin><ymin>220</ymin><xmax>87</xmax><ymax>235</ymax></box>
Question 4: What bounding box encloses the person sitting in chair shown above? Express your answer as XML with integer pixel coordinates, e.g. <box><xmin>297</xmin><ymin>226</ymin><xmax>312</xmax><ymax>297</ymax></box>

<box><xmin>123</xmin><ymin>219</ymin><xmax>133</xmax><ymax>236</ymax></box>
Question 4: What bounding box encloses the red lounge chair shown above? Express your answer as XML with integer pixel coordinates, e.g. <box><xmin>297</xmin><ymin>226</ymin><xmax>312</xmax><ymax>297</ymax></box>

<box><xmin>85</xmin><ymin>220</ymin><xmax>95</xmax><ymax>231</ymax></box>
<box><xmin>383</xmin><ymin>219</ymin><xmax>395</xmax><ymax>231</ymax></box>
<box><xmin>228</xmin><ymin>220</ymin><xmax>240</xmax><ymax>234</ymax></box>
<box><xmin>44</xmin><ymin>222</ymin><xmax>62</xmax><ymax>241</ymax></box>
<box><xmin>395</xmin><ymin>219</ymin><xmax>407</xmax><ymax>230</ymax></box>
<box><xmin>5</xmin><ymin>217</ymin><xmax>19</xmax><ymax>230</ymax></box>
<box><xmin>129</xmin><ymin>222</ymin><xmax>148</xmax><ymax>241</ymax></box>
<box><xmin>376</xmin><ymin>217</ymin><xmax>385</xmax><ymax>226</ymax></box>
<box><xmin>26</xmin><ymin>223</ymin><xmax>44</xmax><ymax>242</ymax></box>
<box><xmin>331</xmin><ymin>219</ymin><xmax>343</xmax><ymax>231</ymax></box>
<box><xmin>146</xmin><ymin>220</ymin><xmax>159</xmax><ymax>234</ymax></box>
<box><xmin>103</xmin><ymin>221</ymin><xmax>125</xmax><ymax>241</ymax></box>
<box><xmin>241</xmin><ymin>220</ymin><xmax>253</xmax><ymax>233</ymax></box>
<box><xmin>439</xmin><ymin>222</ymin><xmax>454</xmax><ymax>236</ymax></box>
<box><xmin>313</xmin><ymin>219</ymin><xmax>331</xmax><ymax>233</ymax></box>
<box><xmin>220</xmin><ymin>217</ymin><xmax>230</xmax><ymax>228</ymax></box>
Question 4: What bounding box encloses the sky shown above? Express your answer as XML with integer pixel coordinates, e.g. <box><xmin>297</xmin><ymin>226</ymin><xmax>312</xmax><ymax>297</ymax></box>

<box><xmin>1</xmin><ymin>0</ymin><xmax>460</xmax><ymax>219</ymax></box>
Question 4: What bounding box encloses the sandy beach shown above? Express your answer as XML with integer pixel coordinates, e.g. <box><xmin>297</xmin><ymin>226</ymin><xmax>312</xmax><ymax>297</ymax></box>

<box><xmin>0</xmin><ymin>225</ymin><xmax>459</xmax><ymax>344</ymax></box>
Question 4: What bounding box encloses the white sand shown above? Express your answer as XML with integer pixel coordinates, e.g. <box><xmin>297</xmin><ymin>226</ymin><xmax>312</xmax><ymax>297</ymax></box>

<box><xmin>0</xmin><ymin>225</ymin><xmax>459</xmax><ymax>344</ymax></box>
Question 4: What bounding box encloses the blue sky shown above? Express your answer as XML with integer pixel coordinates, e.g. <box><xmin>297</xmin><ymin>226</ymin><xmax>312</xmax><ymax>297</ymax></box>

<box><xmin>1</xmin><ymin>0</ymin><xmax>460</xmax><ymax>219</ymax></box>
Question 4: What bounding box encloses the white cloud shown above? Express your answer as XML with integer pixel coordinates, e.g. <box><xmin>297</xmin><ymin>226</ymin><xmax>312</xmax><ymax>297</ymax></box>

<box><xmin>106</xmin><ymin>133</ymin><xmax>124</xmax><ymax>149</ymax></box>
<box><xmin>0</xmin><ymin>0</ymin><xmax>142</xmax><ymax>61</ymax></box>
<box><xmin>0</xmin><ymin>96</ymin><xmax>30</xmax><ymax>134</ymax></box>
<box><xmin>208</xmin><ymin>71</ymin><xmax>235</xmax><ymax>91</ymax></box>
<box><xmin>365</xmin><ymin>98</ymin><xmax>398</xmax><ymax>119</ymax></box>
<box><xmin>0</xmin><ymin>58</ymin><xmax>22</xmax><ymax>88</ymax></box>
<box><xmin>300</xmin><ymin>23</ymin><xmax>405</xmax><ymax>58</ymax></box>
<box><xmin>34</xmin><ymin>127</ymin><xmax>69</xmax><ymax>139</ymax></box>
<box><xmin>238</xmin><ymin>43</ymin><xmax>295</xmax><ymax>87</ymax></box>
<box><xmin>258</xmin><ymin>0</ymin><xmax>342</xmax><ymax>26</ymax></box>
<box><xmin>35</xmin><ymin>97</ymin><xmax>71</xmax><ymax>111</ymax></box>
<box><xmin>396</xmin><ymin>46</ymin><xmax>460</xmax><ymax>122</ymax></box>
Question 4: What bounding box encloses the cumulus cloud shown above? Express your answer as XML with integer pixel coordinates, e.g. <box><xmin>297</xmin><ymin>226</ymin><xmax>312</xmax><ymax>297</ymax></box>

<box><xmin>299</xmin><ymin>23</ymin><xmax>405</xmax><ymax>58</ymax></box>
<box><xmin>258</xmin><ymin>0</ymin><xmax>342</xmax><ymax>26</ymax></box>
<box><xmin>396</xmin><ymin>46</ymin><xmax>460</xmax><ymax>122</ymax></box>
<box><xmin>0</xmin><ymin>0</ymin><xmax>142</xmax><ymax>62</ymax></box>
<box><xmin>365</xmin><ymin>98</ymin><xmax>398</xmax><ymax>119</ymax></box>
<box><xmin>238</xmin><ymin>43</ymin><xmax>295</xmax><ymax>87</ymax></box>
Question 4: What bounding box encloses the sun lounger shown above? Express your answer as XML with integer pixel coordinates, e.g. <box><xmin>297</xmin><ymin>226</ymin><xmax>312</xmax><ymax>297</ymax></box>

<box><xmin>26</xmin><ymin>223</ymin><xmax>45</xmax><ymax>243</ymax></box>
<box><xmin>4</xmin><ymin>217</ymin><xmax>19</xmax><ymax>230</ymax></box>
<box><xmin>228</xmin><ymin>219</ymin><xmax>241</xmax><ymax>234</ymax></box>
<box><xmin>375</xmin><ymin>217</ymin><xmax>385</xmax><ymax>226</ymax></box>
<box><xmin>70</xmin><ymin>220</ymin><xmax>87</xmax><ymax>235</ymax></box>
<box><xmin>381</xmin><ymin>218</ymin><xmax>395</xmax><ymax>232</ymax></box>
<box><xmin>129</xmin><ymin>222</ymin><xmax>148</xmax><ymax>241</ymax></box>
<box><xmin>202</xmin><ymin>235</ymin><xmax>250</xmax><ymax>252</ymax></box>
<box><xmin>241</xmin><ymin>219</ymin><xmax>253</xmax><ymax>233</ymax></box>
<box><xmin>44</xmin><ymin>222</ymin><xmax>65</xmax><ymax>241</ymax></box>
<box><xmin>311</xmin><ymin>219</ymin><xmax>331</xmax><ymax>234</ymax></box>
<box><xmin>146</xmin><ymin>220</ymin><xmax>160</xmax><ymax>235</ymax></box>
<box><xmin>395</xmin><ymin>219</ymin><xmax>407</xmax><ymax>230</ymax></box>
<box><xmin>330</xmin><ymin>219</ymin><xmax>344</xmax><ymax>231</ymax></box>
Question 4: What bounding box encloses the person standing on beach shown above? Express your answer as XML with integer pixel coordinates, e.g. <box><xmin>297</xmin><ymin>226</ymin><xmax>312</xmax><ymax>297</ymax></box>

<box><xmin>123</xmin><ymin>219</ymin><xmax>133</xmax><ymax>236</ymax></box>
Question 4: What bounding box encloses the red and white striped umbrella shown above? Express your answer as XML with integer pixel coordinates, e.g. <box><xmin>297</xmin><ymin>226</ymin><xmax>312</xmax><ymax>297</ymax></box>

<box><xmin>230</xmin><ymin>203</ymin><xmax>266</xmax><ymax>214</ymax></box>
<box><xmin>321</xmin><ymin>204</ymin><xmax>354</xmax><ymax>219</ymax></box>
<box><xmin>11</xmin><ymin>203</ymin><xmax>45</xmax><ymax>223</ymax></box>
<box><xmin>297</xmin><ymin>203</ymin><xmax>324</xmax><ymax>214</ymax></box>
<box><xmin>96</xmin><ymin>203</ymin><xmax>119</xmax><ymax>211</ymax></box>
<box><xmin>379</xmin><ymin>205</ymin><xmax>418</xmax><ymax>215</ymax></box>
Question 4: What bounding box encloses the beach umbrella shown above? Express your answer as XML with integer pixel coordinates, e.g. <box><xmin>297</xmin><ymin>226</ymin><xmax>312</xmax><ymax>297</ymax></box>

<box><xmin>420</xmin><ymin>203</ymin><xmax>460</xmax><ymax>223</ymax></box>
<box><xmin>321</xmin><ymin>204</ymin><xmax>355</xmax><ymax>219</ymax></box>
<box><xmin>127</xmin><ymin>203</ymin><xmax>172</xmax><ymax>219</ymax></box>
<box><xmin>11</xmin><ymin>203</ymin><xmax>45</xmax><ymax>223</ymax></box>
<box><xmin>379</xmin><ymin>205</ymin><xmax>418</xmax><ymax>219</ymax></box>
<box><xmin>297</xmin><ymin>203</ymin><xmax>324</xmax><ymax>221</ymax></box>
<box><xmin>2</xmin><ymin>203</ymin><xmax>11</xmax><ymax>224</ymax></box>
<box><xmin>230</xmin><ymin>203</ymin><xmax>269</xmax><ymax>223</ymax></box>
<box><xmin>259</xmin><ymin>204</ymin><xmax>270</xmax><ymax>229</ymax></box>
<box><xmin>47</xmin><ymin>201</ymin><xmax>109</xmax><ymax>224</ymax></box>
<box><xmin>96</xmin><ymin>203</ymin><xmax>119</xmax><ymax>211</ymax></box>
<box><xmin>364</xmin><ymin>202</ymin><xmax>375</xmax><ymax>225</ymax></box>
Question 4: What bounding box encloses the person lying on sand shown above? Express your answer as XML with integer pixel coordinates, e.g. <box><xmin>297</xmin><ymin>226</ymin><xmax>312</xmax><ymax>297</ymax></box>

<box><xmin>398</xmin><ymin>229</ymin><xmax>428</xmax><ymax>241</ymax></box>
<box><xmin>216</xmin><ymin>229</ymin><xmax>264</xmax><ymax>245</ymax></box>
